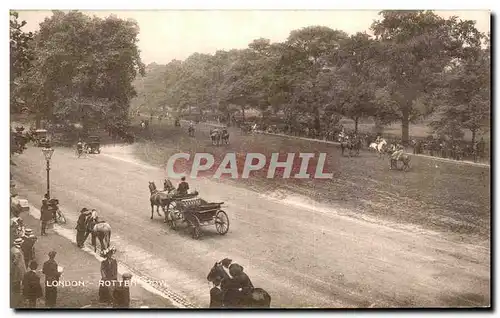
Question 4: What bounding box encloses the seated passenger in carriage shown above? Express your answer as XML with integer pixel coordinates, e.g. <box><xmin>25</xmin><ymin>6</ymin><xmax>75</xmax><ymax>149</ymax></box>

<box><xmin>177</xmin><ymin>177</ymin><xmax>189</xmax><ymax>196</ymax></box>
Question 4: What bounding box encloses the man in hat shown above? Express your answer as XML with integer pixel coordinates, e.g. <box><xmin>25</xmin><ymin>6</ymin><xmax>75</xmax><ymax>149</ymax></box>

<box><xmin>99</xmin><ymin>247</ymin><xmax>118</xmax><ymax>304</ymax></box>
<box><xmin>40</xmin><ymin>199</ymin><xmax>52</xmax><ymax>236</ymax></box>
<box><xmin>113</xmin><ymin>273</ymin><xmax>132</xmax><ymax>308</ymax></box>
<box><xmin>22</xmin><ymin>261</ymin><xmax>43</xmax><ymax>308</ymax></box>
<box><xmin>177</xmin><ymin>176</ymin><xmax>189</xmax><ymax>196</ymax></box>
<box><xmin>42</xmin><ymin>251</ymin><xmax>60</xmax><ymax>307</ymax></box>
<box><xmin>76</xmin><ymin>208</ymin><xmax>90</xmax><ymax>248</ymax></box>
<box><xmin>220</xmin><ymin>258</ymin><xmax>232</xmax><ymax>277</ymax></box>
<box><xmin>21</xmin><ymin>229</ymin><xmax>37</xmax><ymax>268</ymax></box>
<box><xmin>209</xmin><ymin>277</ymin><xmax>224</xmax><ymax>308</ymax></box>
<box><xmin>11</xmin><ymin>238</ymin><xmax>26</xmax><ymax>307</ymax></box>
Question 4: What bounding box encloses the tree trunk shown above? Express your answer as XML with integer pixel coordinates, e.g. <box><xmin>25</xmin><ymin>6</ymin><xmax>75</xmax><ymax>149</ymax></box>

<box><xmin>354</xmin><ymin>117</ymin><xmax>359</xmax><ymax>134</ymax></box>
<box><xmin>401</xmin><ymin>107</ymin><xmax>410</xmax><ymax>146</ymax></box>
<box><xmin>314</xmin><ymin>107</ymin><xmax>321</xmax><ymax>137</ymax></box>
<box><xmin>241</xmin><ymin>106</ymin><xmax>246</xmax><ymax>121</ymax></box>
<box><xmin>35</xmin><ymin>113</ymin><xmax>41</xmax><ymax>129</ymax></box>
<box><xmin>471</xmin><ymin>129</ymin><xmax>477</xmax><ymax>146</ymax></box>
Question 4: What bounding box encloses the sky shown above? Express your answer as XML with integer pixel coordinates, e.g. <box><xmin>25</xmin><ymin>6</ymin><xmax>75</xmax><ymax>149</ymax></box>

<box><xmin>16</xmin><ymin>10</ymin><xmax>491</xmax><ymax>65</ymax></box>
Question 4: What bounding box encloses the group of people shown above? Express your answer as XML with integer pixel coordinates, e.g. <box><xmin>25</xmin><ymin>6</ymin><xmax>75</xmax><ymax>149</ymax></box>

<box><xmin>11</xmin><ymin>234</ymin><xmax>62</xmax><ymax>308</ymax></box>
<box><xmin>208</xmin><ymin>258</ymin><xmax>256</xmax><ymax>308</ymax></box>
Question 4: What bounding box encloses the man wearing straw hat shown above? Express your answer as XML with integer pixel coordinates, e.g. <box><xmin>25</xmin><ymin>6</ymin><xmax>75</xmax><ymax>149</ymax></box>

<box><xmin>11</xmin><ymin>238</ymin><xmax>26</xmax><ymax>306</ymax></box>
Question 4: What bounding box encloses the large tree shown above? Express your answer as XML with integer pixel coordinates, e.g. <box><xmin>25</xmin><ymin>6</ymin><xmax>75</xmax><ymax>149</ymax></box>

<box><xmin>371</xmin><ymin>10</ymin><xmax>483</xmax><ymax>145</ymax></box>
<box><xmin>430</xmin><ymin>33</ymin><xmax>490</xmax><ymax>144</ymax></box>
<box><xmin>278</xmin><ymin>26</ymin><xmax>348</xmax><ymax>134</ymax></box>
<box><xmin>19</xmin><ymin>10</ymin><xmax>145</xmax><ymax>129</ymax></box>
<box><xmin>10</xmin><ymin>11</ymin><xmax>35</xmax><ymax>114</ymax></box>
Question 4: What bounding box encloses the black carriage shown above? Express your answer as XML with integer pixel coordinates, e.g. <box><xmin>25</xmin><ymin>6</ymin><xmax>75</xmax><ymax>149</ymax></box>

<box><xmin>165</xmin><ymin>194</ymin><xmax>229</xmax><ymax>239</ymax></box>
<box><xmin>32</xmin><ymin>129</ymin><xmax>50</xmax><ymax>147</ymax></box>
<box><xmin>86</xmin><ymin>136</ymin><xmax>101</xmax><ymax>154</ymax></box>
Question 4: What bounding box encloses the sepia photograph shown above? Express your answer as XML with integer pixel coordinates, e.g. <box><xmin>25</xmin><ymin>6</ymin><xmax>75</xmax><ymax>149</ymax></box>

<box><xmin>9</xmin><ymin>5</ymin><xmax>491</xmax><ymax>309</ymax></box>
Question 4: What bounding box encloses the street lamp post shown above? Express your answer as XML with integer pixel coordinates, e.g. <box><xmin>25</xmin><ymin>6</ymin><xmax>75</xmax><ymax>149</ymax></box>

<box><xmin>42</xmin><ymin>146</ymin><xmax>55</xmax><ymax>199</ymax></box>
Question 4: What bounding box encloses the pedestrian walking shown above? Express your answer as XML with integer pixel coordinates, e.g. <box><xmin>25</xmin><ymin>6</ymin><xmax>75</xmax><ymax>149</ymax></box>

<box><xmin>21</xmin><ymin>229</ymin><xmax>37</xmax><ymax>268</ymax></box>
<box><xmin>99</xmin><ymin>247</ymin><xmax>118</xmax><ymax>304</ymax></box>
<box><xmin>76</xmin><ymin>208</ymin><xmax>90</xmax><ymax>247</ymax></box>
<box><xmin>22</xmin><ymin>261</ymin><xmax>43</xmax><ymax>308</ymax></box>
<box><xmin>11</xmin><ymin>237</ymin><xmax>26</xmax><ymax>307</ymax></box>
<box><xmin>42</xmin><ymin>251</ymin><xmax>61</xmax><ymax>307</ymax></box>
<box><xmin>209</xmin><ymin>277</ymin><xmax>224</xmax><ymax>308</ymax></box>
<box><xmin>113</xmin><ymin>273</ymin><xmax>132</xmax><ymax>308</ymax></box>
<box><xmin>40</xmin><ymin>199</ymin><xmax>52</xmax><ymax>235</ymax></box>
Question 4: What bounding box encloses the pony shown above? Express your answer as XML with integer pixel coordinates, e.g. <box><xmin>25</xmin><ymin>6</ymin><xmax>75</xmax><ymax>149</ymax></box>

<box><xmin>207</xmin><ymin>262</ymin><xmax>271</xmax><ymax>308</ymax></box>
<box><xmin>149</xmin><ymin>181</ymin><xmax>174</xmax><ymax>220</ymax></box>
<box><xmin>210</xmin><ymin>128</ymin><xmax>221</xmax><ymax>146</ymax></box>
<box><xmin>85</xmin><ymin>214</ymin><xmax>112</xmax><ymax>254</ymax></box>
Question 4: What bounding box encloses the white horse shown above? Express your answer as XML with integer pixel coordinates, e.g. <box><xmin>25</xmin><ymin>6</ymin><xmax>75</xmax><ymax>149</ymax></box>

<box><xmin>369</xmin><ymin>139</ymin><xmax>388</xmax><ymax>157</ymax></box>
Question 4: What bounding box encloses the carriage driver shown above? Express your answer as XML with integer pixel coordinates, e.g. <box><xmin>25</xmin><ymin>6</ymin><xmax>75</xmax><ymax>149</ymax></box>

<box><xmin>177</xmin><ymin>177</ymin><xmax>189</xmax><ymax>195</ymax></box>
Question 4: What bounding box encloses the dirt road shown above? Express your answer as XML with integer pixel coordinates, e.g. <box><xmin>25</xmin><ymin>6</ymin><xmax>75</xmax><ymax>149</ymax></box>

<box><xmin>11</xmin><ymin>144</ymin><xmax>490</xmax><ymax>308</ymax></box>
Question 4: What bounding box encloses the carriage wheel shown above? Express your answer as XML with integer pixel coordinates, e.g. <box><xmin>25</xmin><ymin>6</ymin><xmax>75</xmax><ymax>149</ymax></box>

<box><xmin>215</xmin><ymin>210</ymin><xmax>229</xmax><ymax>235</ymax></box>
<box><xmin>189</xmin><ymin>215</ymin><xmax>202</xmax><ymax>239</ymax></box>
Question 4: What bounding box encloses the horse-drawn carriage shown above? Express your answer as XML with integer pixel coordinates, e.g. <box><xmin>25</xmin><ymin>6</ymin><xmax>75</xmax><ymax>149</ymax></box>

<box><xmin>165</xmin><ymin>193</ymin><xmax>229</xmax><ymax>239</ymax></box>
<box><xmin>85</xmin><ymin>136</ymin><xmax>101</xmax><ymax>154</ymax></box>
<box><xmin>32</xmin><ymin>129</ymin><xmax>50</xmax><ymax>147</ymax></box>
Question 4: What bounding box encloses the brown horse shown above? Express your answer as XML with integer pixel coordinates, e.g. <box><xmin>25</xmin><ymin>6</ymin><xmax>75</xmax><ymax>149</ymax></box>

<box><xmin>85</xmin><ymin>216</ymin><xmax>111</xmax><ymax>254</ymax></box>
<box><xmin>149</xmin><ymin>181</ymin><xmax>176</xmax><ymax>220</ymax></box>
<box><xmin>390</xmin><ymin>152</ymin><xmax>411</xmax><ymax>171</ymax></box>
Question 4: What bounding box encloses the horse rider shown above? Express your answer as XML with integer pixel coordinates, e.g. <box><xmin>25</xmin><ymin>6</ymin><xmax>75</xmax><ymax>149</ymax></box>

<box><xmin>177</xmin><ymin>177</ymin><xmax>189</xmax><ymax>196</ymax></box>
<box><xmin>338</xmin><ymin>129</ymin><xmax>347</xmax><ymax>141</ymax></box>
<box><xmin>76</xmin><ymin>139</ymin><xmax>84</xmax><ymax>154</ymax></box>
<box><xmin>391</xmin><ymin>143</ymin><xmax>405</xmax><ymax>162</ymax></box>
<box><xmin>375</xmin><ymin>135</ymin><xmax>382</xmax><ymax>144</ymax></box>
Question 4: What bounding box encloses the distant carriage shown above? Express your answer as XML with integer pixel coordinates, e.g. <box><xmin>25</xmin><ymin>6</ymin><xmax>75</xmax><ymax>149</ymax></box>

<box><xmin>165</xmin><ymin>195</ymin><xmax>229</xmax><ymax>239</ymax></box>
<box><xmin>32</xmin><ymin>129</ymin><xmax>50</xmax><ymax>147</ymax></box>
<box><xmin>86</xmin><ymin>136</ymin><xmax>101</xmax><ymax>154</ymax></box>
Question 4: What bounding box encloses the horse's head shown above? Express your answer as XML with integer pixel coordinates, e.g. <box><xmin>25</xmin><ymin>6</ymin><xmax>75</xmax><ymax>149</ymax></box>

<box><xmin>163</xmin><ymin>179</ymin><xmax>174</xmax><ymax>192</ymax></box>
<box><xmin>148</xmin><ymin>181</ymin><xmax>157</xmax><ymax>193</ymax></box>
<box><xmin>85</xmin><ymin>216</ymin><xmax>96</xmax><ymax>232</ymax></box>
<box><xmin>207</xmin><ymin>262</ymin><xmax>225</xmax><ymax>282</ymax></box>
